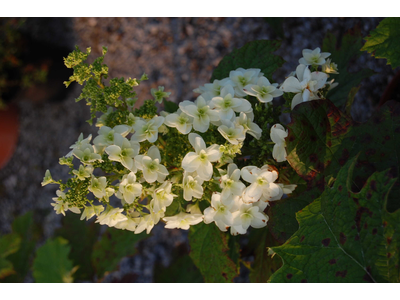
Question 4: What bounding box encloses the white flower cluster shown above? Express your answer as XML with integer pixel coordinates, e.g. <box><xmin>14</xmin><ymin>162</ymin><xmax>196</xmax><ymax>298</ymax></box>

<box><xmin>45</xmin><ymin>46</ymin><xmax>338</xmax><ymax>235</ymax></box>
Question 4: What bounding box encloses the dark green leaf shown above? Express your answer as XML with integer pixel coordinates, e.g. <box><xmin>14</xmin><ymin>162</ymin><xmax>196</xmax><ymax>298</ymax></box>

<box><xmin>0</xmin><ymin>258</ymin><xmax>15</xmax><ymax>280</ymax></box>
<box><xmin>54</xmin><ymin>213</ymin><xmax>100</xmax><ymax>281</ymax></box>
<box><xmin>361</xmin><ymin>18</ymin><xmax>400</xmax><ymax>69</ymax></box>
<box><xmin>91</xmin><ymin>227</ymin><xmax>147</xmax><ymax>279</ymax></box>
<box><xmin>32</xmin><ymin>237</ymin><xmax>75</xmax><ymax>283</ymax></box>
<box><xmin>163</xmin><ymin>99</ymin><xmax>179</xmax><ymax>113</ymax></box>
<box><xmin>323</xmin><ymin>26</ymin><xmax>374</xmax><ymax>107</ymax></box>
<box><xmin>0</xmin><ymin>233</ymin><xmax>20</xmax><ymax>258</ymax></box>
<box><xmin>286</xmin><ymin>100</ymin><xmax>400</xmax><ymax>212</ymax></box>
<box><xmin>211</xmin><ymin>40</ymin><xmax>285</xmax><ymax>82</ymax></box>
<box><xmin>4</xmin><ymin>212</ymin><xmax>38</xmax><ymax>282</ymax></box>
<box><xmin>189</xmin><ymin>223</ymin><xmax>238</xmax><ymax>282</ymax></box>
<box><xmin>248</xmin><ymin>227</ymin><xmax>282</xmax><ymax>282</ymax></box>
<box><xmin>270</xmin><ymin>156</ymin><xmax>398</xmax><ymax>283</ymax></box>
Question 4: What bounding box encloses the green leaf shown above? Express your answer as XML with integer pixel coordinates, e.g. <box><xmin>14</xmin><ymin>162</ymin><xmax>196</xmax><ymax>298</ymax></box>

<box><xmin>210</xmin><ymin>40</ymin><xmax>285</xmax><ymax>82</ymax></box>
<box><xmin>32</xmin><ymin>237</ymin><xmax>75</xmax><ymax>283</ymax></box>
<box><xmin>269</xmin><ymin>156</ymin><xmax>398</xmax><ymax>283</ymax></box>
<box><xmin>0</xmin><ymin>233</ymin><xmax>21</xmax><ymax>258</ymax></box>
<box><xmin>248</xmin><ymin>227</ymin><xmax>282</xmax><ymax>282</ymax></box>
<box><xmin>0</xmin><ymin>233</ymin><xmax>21</xmax><ymax>280</ymax></box>
<box><xmin>323</xmin><ymin>26</ymin><xmax>375</xmax><ymax>107</ymax></box>
<box><xmin>189</xmin><ymin>223</ymin><xmax>238</xmax><ymax>282</ymax></box>
<box><xmin>361</xmin><ymin>18</ymin><xmax>400</xmax><ymax>69</ymax></box>
<box><xmin>54</xmin><ymin>213</ymin><xmax>100</xmax><ymax>281</ymax></box>
<box><xmin>4</xmin><ymin>212</ymin><xmax>38</xmax><ymax>282</ymax></box>
<box><xmin>163</xmin><ymin>99</ymin><xmax>179</xmax><ymax>113</ymax></box>
<box><xmin>286</xmin><ymin>100</ymin><xmax>400</xmax><ymax>212</ymax></box>
<box><xmin>91</xmin><ymin>227</ymin><xmax>147</xmax><ymax>280</ymax></box>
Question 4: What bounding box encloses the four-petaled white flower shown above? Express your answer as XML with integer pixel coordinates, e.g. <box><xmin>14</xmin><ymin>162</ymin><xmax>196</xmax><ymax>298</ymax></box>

<box><xmin>280</xmin><ymin>64</ymin><xmax>328</xmax><ymax>109</ymax></box>
<box><xmin>209</xmin><ymin>85</ymin><xmax>252</xmax><ymax>120</ymax></box>
<box><xmin>217</xmin><ymin>120</ymin><xmax>245</xmax><ymax>145</ymax></box>
<box><xmin>152</xmin><ymin>181</ymin><xmax>176</xmax><ymax>213</ymax></box>
<box><xmin>80</xmin><ymin>205</ymin><xmax>105</xmax><ymax>221</ymax></box>
<box><xmin>229</xmin><ymin>68</ymin><xmax>261</xmax><ymax>97</ymax></box>
<box><xmin>181</xmin><ymin>133</ymin><xmax>221</xmax><ymax>181</ymax></box>
<box><xmin>321</xmin><ymin>58</ymin><xmax>339</xmax><ymax>74</ymax></box>
<box><xmin>72</xmin><ymin>165</ymin><xmax>94</xmax><ymax>180</ymax></box>
<box><xmin>132</xmin><ymin>116</ymin><xmax>165</xmax><ymax>143</ymax></box>
<box><xmin>164</xmin><ymin>109</ymin><xmax>193</xmax><ymax>134</ymax></box>
<box><xmin>179</xmin><ymin>96</ymin><xmax>219</xmax><ymax>133</ymax></box>
<box><xmin>219</xmin><ymin>163</ymin><xmax>246</xmax><ymax>204</ymax></box>
<box><xmin>163</xmin><ymin>212</ymin><xmax>203</xmax><ymax>230</ymax></box>
<box><xmin>42</xmin><ymin>169</ymin><xmax>53</xmax><ymax>186</ymax></box>
<box><xmin>135</xmin><ymin>145</ymin><xmax>169</xmax><ymax>183</ymax></box>
<box><xmin>96</xmin><ymin>207</ymin><xmax>127</xmax><ymax>227</ymax></box>
<box><xmin>182</xmin><ymin>172</ymin><xmax>204</xmax><ymax>201</ymax></box>
<box><xmin>93</xmin><ymin>125</ymin><xmax>130</xmax><ymax>153</ymax></box>
<box><xmin>231</xmin><ymin>202</ymin><xmax>268</xmax><ymax>235</ymax></box>
<box><xmin>51</xmin><ymin>190</ymin><xmax>80</xmax><ymax>216</ymax></box>
<box><xmin>234</xmin><ymin>112</ymin><xmax>262</xmax><ymax>140</ymax></box>
<box><xmin>299</xmin><ymin>47</ymin><xmax>331</xmax><ymax>66</ymax></box>
<box><xmin>243</xmin><ymin>76</ymin><xmax>283</xmax><ymax>103</ymax></box>
<box><xmin>66</xmin><ymin>133</ymin><xmax>92</xmax><ymax>157</ymax></box>
<box><xmin>241</xmin><ymin>166</ymin><xmax>281</xmax><ymax>203</ymax></box>
<box><xmin>89</xmin><ymin>176</ymin><xmax>108</xmax><ymax>199</ymax></box>
<box><xmin>117</xmin><ymin>172</ymin><xmax>142</xmax><ymax>204</ymax></box>
<box><xmin>204</xmin><ymin>193</ymin><xmax>233</xmax><ymax>232</ymax></box>
<box><xmin>270</xmin><ymin>124</ymin><xmax>288</xmax><ymax>163</ymax></box>
<box><xmin>105</xmin><ymin>137</ymin><xmax>140</xmax><ymax>171</ymax></box>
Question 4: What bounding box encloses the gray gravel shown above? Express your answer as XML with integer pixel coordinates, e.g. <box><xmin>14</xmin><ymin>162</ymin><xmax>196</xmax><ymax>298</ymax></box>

<box><xmin>0</xmin><ymin>17</ymin><xmax>394</xmax><ymax>282</ymax></box>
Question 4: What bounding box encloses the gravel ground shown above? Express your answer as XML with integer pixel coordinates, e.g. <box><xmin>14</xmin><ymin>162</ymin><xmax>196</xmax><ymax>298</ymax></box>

<box><xmin>0</xmin><ymin>17</ymin><xmax>395</xmax><ymax>282</ymax></box>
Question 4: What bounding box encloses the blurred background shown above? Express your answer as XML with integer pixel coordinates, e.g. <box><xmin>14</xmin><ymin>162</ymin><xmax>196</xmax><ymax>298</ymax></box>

<box><xmin>0</xmin><ymin>17</ymin><xmax>395</xmax><ymax>282</ymax></box>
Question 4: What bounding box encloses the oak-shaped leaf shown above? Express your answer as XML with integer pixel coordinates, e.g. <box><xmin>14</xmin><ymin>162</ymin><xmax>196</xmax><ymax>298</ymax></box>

<box><xmin>361</xmin><ymin>18</ymin><xmax>400</xmax><ymax>69</ymax></box>
<box><xmin>91</xmin><ymin>227</ymin><xmax>147</xmax><ymax>280</ymax></box>
<box><xmin>269</xmin><ymin>156</ymin><xmax>399</xmax><ymax>283</ymax></box>
<box><xmin>210</xmin><ymin>40</ymin><xmax>285</xmax><ymax>82</ymax></box>
<box><xmin>32</xmin><ymin>237</ymin><xmax>76</xmax><ymax>283</ymax></box>
<box><xmin>189</xmin><ymin>223</ymin><xmax>239</xmax><ymax>282</ymax></box>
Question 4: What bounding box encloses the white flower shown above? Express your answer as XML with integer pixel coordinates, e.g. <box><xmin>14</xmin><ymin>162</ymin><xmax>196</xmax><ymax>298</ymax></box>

<box><xmin>135</xmin><ymin>205</ymin><xmax>164</xmax><ymax>234</ymax></box>
<box><xmin>218</xmin><ymin>120</ymin><xmax>245</xmax><ymax>145</ymax></box>
<box><xmin>73</xmin><ymin>146</ymin><xmax>102</xmax><ymax>164</ymax></box>
<box><xmin>126</xmin><ymin>113</ymin><xmax>146</xmax><ymax>133</ymax></box>
<box><xmin>241</xmin><ymin>166</ymin><xmax>281</xmax><ymax>203</ymax></box>
<box><xmin>51</xmin><ymin>190</ymin><xmax>80</xmax><ymax>216</ymax></box>
<box><xmin>243</xmin><ymin>76</ymin><xmax>283</xmax><ymax>103</ymax></box>
<box><xmin>182</xmin><ymin>172</ymin><xmax>204</xmax><ymax>201</ymax></box>
<box><xmin>80</xmin><ymin>205</ymin><xmax>105</xmax><ymax>221</ymax></box>
<box><xmin>163</xmin><ymin>212</ymin><xmax>203</xmax><ymax>230</ymax></box>
<box><xmin>203</xmin><ymin>193</ymin><xmax>233</xmax><ymax>232</ymax></box>
<box><xmin>193</xmin><ymin>78</ymin><xmax>234</xmax><ymax>98</ymax></box>
<box><xmin>93</xmin><ymin>125</ymin><xmax>130</xmax><ymax>153</ymax></box>
<box><xmin>299</xmin><ymin>47</ymin><xmax>331</xmax><ymax>66</ymax></box>
<box><xmin>179</xmin><ymin>96</ymin><xmax>219</xmax><ymax>133</ymax></box>
<box><xmin>181</xmin><ymin>133</ymin><xmax>221</xmax><ymax>181</ymax></box>
<box><xmin>270</xmin><ymin>124</ymin><xmax>288</xmax><ymax>162</ymax></box>
<box><xmin>152</xmin><ymin>181</ymin><xmax>176</xmax><ymax>213</ymax></box>
<box><xmin>132</xmin><ymin>116</ymin><xmax>165</xmax><ymax>143</ymax></box>
<box><xmin>321</xmin><ymin>58</ymin><xmax>339</xmax><ymax>74</ymax></box>
<box><xmin>41</xmin><ymin>169</ymin><xmax>53</xmax><ymax>186</ymax></box>
<box><xmin>72</xmin><ymin>164</ymin><xmax>94</xmax><ymax>180</ymax></box>
<box><xmin>151</xmin><ymin>86</ymin><xmax>171</xmax><ymax>103</ymax></box>
<box><xmin>135</xmin><ymin>145</ymin><xmax>169</xmax><ymax>183</ymax></box>
<box><xmin>88</xmin><ymin>176</ymin><xmax>108</xmax><ymax>199</ymax></box>
<box><xmin>280</xmin><ymin>64</ymin><xmax>328</xmax><ymax>109</ymax></box>
<box><xmin>230</xmin><ymin>203</ymin><xmax>268</xmax><ymax>235</ymax></box>
<box><xmin>96</xmin><ymin>207</ymin><xmax>127</xmax><ymax>227</ymax></box>
<box><xmin>66</xmin><ymin>133</ymin><xmax>92</xmax><ymax>157</ymax></box>
<box><xmin>234</xmin><ymin>112</ymin><xmax>262</xmax><ymax>140</ymax></box>
<box><xmin>229</xmin><ymin>68</ymin><xmax>261</xmax><ymax>97</ymax></box>
<box><xmin>117</xmin><ymin>172</ymin><xmax>142</xmax><ymax>204</ymax></box>
<box><xmin>219</xmin><ymin>163</ymin><xmax>246</xmax><ymax>204</ymax></box>
<box><xmin>164</xmin><ymin>109</ymin><xmax>193</xmax><ymax>134</ymax></box>
<box><xmin>209</xmin><ymin>85</ymin><xmax>252</xmax><ymax>120</ymax></box>
<box><xmin>114</xmin><ymin>217</ymin><xmax>139</xmax><ymax>231</ymax></box>
<box><xmin>105</xmin><ymin>137</ymin><xmax>140</xmax><ymax>171</ymax></box>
